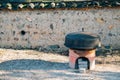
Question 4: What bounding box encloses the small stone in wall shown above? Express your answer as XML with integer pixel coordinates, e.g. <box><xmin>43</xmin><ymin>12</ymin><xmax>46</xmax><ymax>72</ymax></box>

<box><xmin>82</xmin><ymin>28</ymin><xmax>85</xmax><ymax>32</ymax></box>
<box><xmin>13</xmin><ymin>31</ymin><xmax>15</xmax><ymax>36</ymax></box>
<box><xmin>108</xmin><ymin>25</ymin><xmax>114</xmax><ymax>30</ymax></box>
<box><xmin>0</xmin><ymin>18</ymin><xmax>3</xmax><ymax>23</ymax></box>
<box><xmin>25</xmin><ymin>39</ymin><xmax>28</xmax><ymax>41</ymax></box>
<box><xmin>26</xmin><ymin>17</ymin><xmax>32</xmax><ymax>22</ymax></box>
<box><xmin>0</xmin><ymin>32</ymin><xmax>4</xmax><ymax>35</ymax></box>
<box><xmin>34</xmin><ymin>32</ymin><xmax>38</xmax><ymax>34</ymax></box>
<box><xmin>114</xmin><ymin>17</ymin><xmax>120</xmax><ymax>21</ymax></box>
<box><xmin>108</xmin><ymin>33</ymin><xmax>115</xmax><ymax>36</ymax></box>
<box><xmin>12</xmin><ymin>19</ymin><xmax>16</xmax><ymax>22</ymax></box>
<box><xmin>7</xmin><ymin>37</ymin><xmax>10</xmax><ymax>41</ymax></box>
<box><xmin>14</xmin><ymin>38</ymin><xmax>19</xmax><ymax>41</ymax></box>
<box><xmin>36</xmin><ymin>12</ymin><xmax>41</xmax><ymax>15</ymax></box>
<box><xmin>53</xmin><ymin>11</ymin><xmax>59</xmax><ymax>14</ymax></box>
<box><xmin>50</xmin><ymin>24</ymin><xmax>54</xmax><ymax>30</ymax></box>
<box><xmin>99</xmin><ymin>32</ymin><xmax>103</xmax><ymax>34</ymax></box>
<box><xmin>0</xmin><ymin>25</ymin><xmax>2</xmax><ymax>28</ymax></box>
<box><xmin>95</xmin><ymin>18</ymin><xmax>105</xmax><ymax>23</ymax></box>
<box><xmin>27</xmin><ymin>31</ymin><xmax>30</xmax><ymax>34</ymax></box>
<box><xmin>62</xmin><ymin>19</ymin><xmax>66</xmax><ymax>23</ymax></box>
<box><xmin>27</xmin><ymin>25</ymin><xmax>32</xmax><ymax>28</ymax></box>
<box><xmin>17</xmin><ymin>24</ymin><xmax>25</xmax><ymax>29</ymax></box>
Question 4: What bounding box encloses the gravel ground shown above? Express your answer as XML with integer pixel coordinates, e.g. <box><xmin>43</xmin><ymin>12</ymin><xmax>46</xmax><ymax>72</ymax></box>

<box><xmin>0</xmin><ymin>48</ymin><xmax>120</xmax><ymax>80</ymax></box>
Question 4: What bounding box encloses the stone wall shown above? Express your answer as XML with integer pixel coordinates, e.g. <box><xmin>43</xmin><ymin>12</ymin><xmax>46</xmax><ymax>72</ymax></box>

<box><xmin>0</xmin><ymin>8</ymin><xmax>120</xmax><ymax>50</ymax></box>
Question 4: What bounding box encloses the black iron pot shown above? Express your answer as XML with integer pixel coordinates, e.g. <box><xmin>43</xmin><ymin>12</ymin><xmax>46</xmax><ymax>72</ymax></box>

<box><xmin>64</xmin><ymin>32</ymin><xmax>100</xmax><ymax>49</ymax></box>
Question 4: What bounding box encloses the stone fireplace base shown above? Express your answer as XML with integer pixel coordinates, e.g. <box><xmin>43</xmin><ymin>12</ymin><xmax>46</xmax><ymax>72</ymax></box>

<box><xmin>69</xmin><ymin>49</ymin><xmax>96</xmax><ymax>70</ymax></box>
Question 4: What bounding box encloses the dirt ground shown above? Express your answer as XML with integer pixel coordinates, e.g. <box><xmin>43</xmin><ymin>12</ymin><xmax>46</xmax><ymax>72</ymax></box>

<box><xmin>0</xmin><ymin>48</ymin><xmax>120</xmax><ymax>80</ymax></box>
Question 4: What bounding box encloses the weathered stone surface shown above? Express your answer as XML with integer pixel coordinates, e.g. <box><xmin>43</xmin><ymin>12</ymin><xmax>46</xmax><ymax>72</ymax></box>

<box><xmin>0</xmin><ymin>8</ymin><xmax>120</xmax><ymax>50</ymax></box>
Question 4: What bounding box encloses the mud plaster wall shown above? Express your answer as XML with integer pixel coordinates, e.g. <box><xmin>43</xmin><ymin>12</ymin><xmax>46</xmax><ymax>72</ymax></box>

<box><xmin>0</xmin><ymin>8</ymin><xmax>120</xmax><ymax>49</ymax></box>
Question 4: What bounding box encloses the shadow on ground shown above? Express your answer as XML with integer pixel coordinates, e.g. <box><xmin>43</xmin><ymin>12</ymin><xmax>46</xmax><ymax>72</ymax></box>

<box><xmin>0</xmin><ymin>59</ymin><xmax>120</xmax><ymax>80</ymax></box>
<box><xmin>90</xmin><ymin>71</ymin><xmax>120</xmax><ymax>80</ymax></box>
<box><xmin>0</xmin><ymin>59</ymin><xmax>69</xmax><ymax>70</ymax></box>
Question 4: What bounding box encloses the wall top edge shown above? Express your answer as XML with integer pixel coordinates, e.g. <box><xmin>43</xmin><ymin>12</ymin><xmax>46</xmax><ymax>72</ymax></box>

<box><xmin>0</xmin><ymin>0</ymin><xmax>120</xmax><ymax>10</ymax></box>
